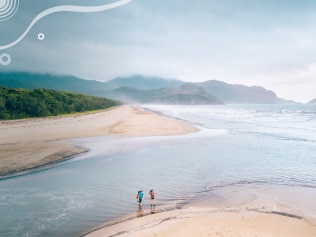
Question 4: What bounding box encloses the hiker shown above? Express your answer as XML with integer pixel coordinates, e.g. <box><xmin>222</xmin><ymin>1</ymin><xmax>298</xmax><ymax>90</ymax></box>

<box><xmin>149</xmin><ymin>189</ymin><xmax>155</xmax><ymax>207</ymax></box>
<box><xmin>136</xmin><ymin>190</ymin><xmax>144</xmax><ymax>207</ymax></box>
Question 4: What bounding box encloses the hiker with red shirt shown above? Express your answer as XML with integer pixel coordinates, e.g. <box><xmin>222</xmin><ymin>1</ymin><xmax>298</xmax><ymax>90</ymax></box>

<box><xmin>149</xmin><ymin>189</ymin><xmax>155</xmax><ymax>207</ymax></box>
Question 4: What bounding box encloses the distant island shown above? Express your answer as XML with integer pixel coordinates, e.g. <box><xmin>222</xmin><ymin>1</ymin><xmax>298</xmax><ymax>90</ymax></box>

<box><xmin>0</xmin><ymin>87</ymin><xmax>120</xmax><ymax>120</ymax></box>
<box><xmin>0</xmin><ymin>71</ymin><xmax>301</xmax><ymax>105</ymax></box>
<box><xmin>308</xmin><ymin>98</ymin><xmax>316</xmax><ymax>104</ymax></box>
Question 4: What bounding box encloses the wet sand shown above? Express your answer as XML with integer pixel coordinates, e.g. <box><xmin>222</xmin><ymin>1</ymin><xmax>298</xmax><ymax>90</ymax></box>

<box><xmin>0</xmin><ymin>105</ymin><xmax>198</xmax><ymax>177</ymax></box>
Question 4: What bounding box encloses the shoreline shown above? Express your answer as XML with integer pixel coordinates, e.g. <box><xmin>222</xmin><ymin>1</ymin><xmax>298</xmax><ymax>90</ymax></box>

<box><xmin>83</xmin><ymin>208</ymin><xmax>316</xmax><ymax>237</ymax></box>
<box><xmin>82</xmin><ymin>184</ymin><xmax>316</xmax><ymax>237</ymax></box>
<box><xmin>0</xmin><ymin>141</ymin><xmax>88</xmax><ymax>179</ymax></box>
<box><xmin>0</xmin><ymin>105</ymin><xmax>198</xmax><ymax>178</ymax></box>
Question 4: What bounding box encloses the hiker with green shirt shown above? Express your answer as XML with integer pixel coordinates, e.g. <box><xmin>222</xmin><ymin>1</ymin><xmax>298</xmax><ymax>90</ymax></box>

<box><xmin>136</xmin><ymin>190</ymin><xmax>144</xmax><ymax>207</ymax></box>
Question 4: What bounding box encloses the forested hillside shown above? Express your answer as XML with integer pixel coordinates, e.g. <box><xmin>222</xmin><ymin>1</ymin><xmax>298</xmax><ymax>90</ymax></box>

<box><xmin>0</xmin><ymin>87</ymin><xmax>121</xmax><ymax>120</ymax></box>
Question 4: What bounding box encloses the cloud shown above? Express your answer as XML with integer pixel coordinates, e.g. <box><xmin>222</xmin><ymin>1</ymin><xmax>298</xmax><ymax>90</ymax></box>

<box><xmin>1</xmin><ymin>0</ymin><xmax>316</xmax><ymax>102</ymax></box>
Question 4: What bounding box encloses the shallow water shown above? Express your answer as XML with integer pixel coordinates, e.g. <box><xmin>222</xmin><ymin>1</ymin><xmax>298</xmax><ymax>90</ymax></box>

<box><xmin>0</xmin><ymin>104</ymin><xmax>315</xmax><ymax>236</ymax></box>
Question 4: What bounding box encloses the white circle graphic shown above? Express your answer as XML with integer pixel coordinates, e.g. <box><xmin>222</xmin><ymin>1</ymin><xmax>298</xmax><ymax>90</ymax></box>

<box><xmin>0</xmin><ymin>53</ymin><xmax>11</xmax><ymax>65</ymax></box>
<box><xmin>0</xmin><ymin>0</ymin><xmax>19</xmax><ymax>21</ymax></box>
<box><xmin>0</xmin><ymin>0</ymin><xmax>7</xmax><ymax>9</ymax></box>
<box><xmin>38</xmin><ymin>33</ymin><xmax>45</xmax><ymax>40</ymax></box>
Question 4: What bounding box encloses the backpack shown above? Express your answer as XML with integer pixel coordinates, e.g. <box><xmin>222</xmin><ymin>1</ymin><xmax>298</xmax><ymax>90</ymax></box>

<box><xmin>150</xmin><ymin>190</ymin><xmax>155</xmax><ymax>199</ymax></box>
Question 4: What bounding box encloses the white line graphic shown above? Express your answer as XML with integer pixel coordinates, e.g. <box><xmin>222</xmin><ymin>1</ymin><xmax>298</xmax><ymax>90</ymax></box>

<box><xmin>0</xmin><ymin>0</ymin><xmax>133</xmax><ymax>51</ymax></box>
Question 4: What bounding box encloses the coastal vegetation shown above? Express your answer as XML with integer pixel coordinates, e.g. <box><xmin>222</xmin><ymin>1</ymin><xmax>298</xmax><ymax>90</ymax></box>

<box><xmin>0</xmin><ymin>87</ymin><xmax>121</xmax><ymax>120</ymax></box>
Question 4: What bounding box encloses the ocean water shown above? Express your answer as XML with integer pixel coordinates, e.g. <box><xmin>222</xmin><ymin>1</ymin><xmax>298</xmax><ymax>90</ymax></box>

<box><xmin>0</xmin><ymin>104</ymin><xmax>315</xmax><ymax>236</ymax></box>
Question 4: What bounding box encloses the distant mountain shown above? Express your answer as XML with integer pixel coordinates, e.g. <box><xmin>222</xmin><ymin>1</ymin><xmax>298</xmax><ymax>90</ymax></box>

<box><xmin>0</xmin><ymin>72</ymin><xmax>110</xmax><ymax>95</ymax></box>
<box><xmin>308</xmin><ymin>98</ymin><xmax>316</xmax><ymax>104</ymax></box>
<box><xmin>108</xmin><ymin>77</ymin><xmax>289</xmax><ymax>104</ymax></box>
<box><xmin>107</xmin><ymin>75</ymin><xmax>185</xmax><ymax>90</ymax></box>
<box><xmin>197</xmin><ymin>80</ymin><xmax>282</xmax><ymax>104</ymax></box>
<box><xmin>0</xmin><ymin>72</ymin><xmax>184</xmax><ymax>95</ymax></box>
<box><xmin>0</xmin><ymin>72</ymin><xmax>221</xmax><ymax>105</ymax></box>
<box><xmin>105</xmin><ymin>84</ymin><xmax>223</xmax><ymax>105</ymax></box>
<box><xmin>0</xmin><ymin>71</ymin><xmax>293</xmax><ymax>104</ymax></box>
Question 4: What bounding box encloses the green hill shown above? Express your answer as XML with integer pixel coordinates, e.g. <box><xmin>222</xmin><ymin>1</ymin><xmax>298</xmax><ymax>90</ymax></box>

<box><xmin>107</xmin><ymin>75</ymin><xmax>185</xmax><ymax>89</ymax></box>
<box><xmin>106</xmin><ymin>84</ymin><xmax>224</xmax><ymax>104</ymax></box>
<box><xmin>0</xmin><ymin>87</ymin><xmax>121</xmax><ymax>120</ymax></box>
<box><xmin>0</xmin><ymin>72</ymin><xmax>110</xmax><ymax>95</ymax></box>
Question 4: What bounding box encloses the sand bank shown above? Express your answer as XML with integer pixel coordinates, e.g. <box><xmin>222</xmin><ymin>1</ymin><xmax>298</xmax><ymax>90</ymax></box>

<box><xmin>84</xmin><ymin>208</ymin><xmax>316</xmax><ymax>237</ymax></box>
<box><xmin>0</xmin><ymin>105</ymin><xmax>198</xmax><ymax>177</ymax></box>
<box><xmin>84</xmin><ymin>185</ymin><xmax>316</xmax><ymax>237</ymax></box>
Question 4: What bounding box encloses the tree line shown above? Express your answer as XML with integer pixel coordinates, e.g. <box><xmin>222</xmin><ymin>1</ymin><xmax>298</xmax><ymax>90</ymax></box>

<box><xmin>0</xmin><ymin>87</ymin><xmax>121</xmax><ymax>120</ymax></box>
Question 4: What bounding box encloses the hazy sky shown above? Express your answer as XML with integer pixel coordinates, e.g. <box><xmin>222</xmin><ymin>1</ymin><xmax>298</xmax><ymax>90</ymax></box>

<box><xmin>0</xmin><ymin>0</ymin><xmax>316</xmax><ymax>102</ymax></box>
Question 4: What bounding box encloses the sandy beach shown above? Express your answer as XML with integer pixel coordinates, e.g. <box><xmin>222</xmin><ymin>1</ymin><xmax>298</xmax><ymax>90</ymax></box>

<box><xmin>84</xmin><ymin>185</ymin><xmax>316</xmax><ymax>237</ymax></box>
<box><xmin>84</xmin><ymin>209</ymin><xmax>316</xmax><ymax>237</ymax></box>
<box><xmin>0</xmin><ymin>105</ymin><xmax>198</xmax><ymax>177</ymax></box>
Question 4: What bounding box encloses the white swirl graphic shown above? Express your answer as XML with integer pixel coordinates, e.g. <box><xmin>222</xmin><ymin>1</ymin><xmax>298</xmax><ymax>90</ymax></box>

<box><xmin>0</xmin><ymin>0</ymin><xmax>19</xmax><ymax>21</ymax></box>
<box><xmin>0</xmin><ymin>0</ymin><xmax>133</xmax><ymax>51</ymax></box>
